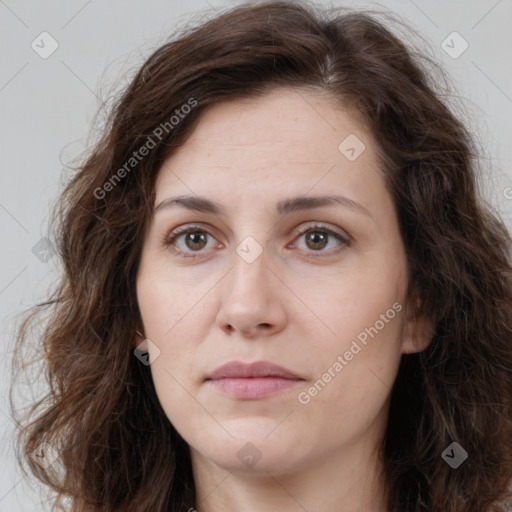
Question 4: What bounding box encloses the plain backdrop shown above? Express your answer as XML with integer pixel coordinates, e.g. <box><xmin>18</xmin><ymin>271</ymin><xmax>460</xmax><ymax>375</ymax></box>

<box><xmin>1</xmin><ymin>0</ymin><xmax>511</xmax><ymax>509</ymax></box>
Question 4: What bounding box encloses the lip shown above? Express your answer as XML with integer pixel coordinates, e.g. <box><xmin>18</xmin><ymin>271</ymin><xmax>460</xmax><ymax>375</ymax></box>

<box><xmin>205</xmin><ymin>360</ymin><xmax>304</xmax><ymax>399</ymax></box>
<box><xmin>206</xmin><ymin>360</ymin><xmax>301</xmax><ymax>380</ymax></box>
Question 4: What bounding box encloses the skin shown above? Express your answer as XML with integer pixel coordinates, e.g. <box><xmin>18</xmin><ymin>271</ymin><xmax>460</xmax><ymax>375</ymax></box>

<box><xmin>135</xmin><ymin>87</ymin><xmax>433</xmax><ymax>512</ymax></box>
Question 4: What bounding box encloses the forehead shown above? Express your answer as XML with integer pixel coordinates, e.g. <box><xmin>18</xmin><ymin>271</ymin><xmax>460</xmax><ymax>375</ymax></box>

<box><xmin>154</xmin><ymin>87</ymin><xmax>388</xmax><ymax>217</ymax></box>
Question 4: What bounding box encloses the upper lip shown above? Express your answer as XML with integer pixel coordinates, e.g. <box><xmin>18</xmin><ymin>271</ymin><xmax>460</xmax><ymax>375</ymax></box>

<box><xmin>206</xmin><ymin>360</ymin><xmax>302</xmax><ymax>380</ymax></box>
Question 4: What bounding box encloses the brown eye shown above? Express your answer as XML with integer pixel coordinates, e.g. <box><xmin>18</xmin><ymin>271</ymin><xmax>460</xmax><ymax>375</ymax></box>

<box><xmin>292</xmin><ymin>223</ymin><xmax>350</xmax><ymax>256</ymax></box>
<box><xmin>165</xmin><ymin>225</ymin><xmax>217</xmax><ymax>259</ymax></box>
<box><xmin>183</xmin><ymin>231</ymin><xmax>208</xmax><ymax>251</ymax></box>
<box><xmin>304</xmin><ymin>231</ymin><xmax>329</xmax><ymax>251</ymax></box>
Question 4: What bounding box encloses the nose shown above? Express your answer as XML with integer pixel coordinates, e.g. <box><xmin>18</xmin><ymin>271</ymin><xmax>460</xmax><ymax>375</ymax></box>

<box><xmin>216</xmin><ymin>245</ymin><xmax>288</xmax><ymax>339</ymax></box>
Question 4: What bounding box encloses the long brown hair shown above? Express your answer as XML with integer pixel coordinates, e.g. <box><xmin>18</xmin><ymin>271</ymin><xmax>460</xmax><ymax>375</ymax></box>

<box><xmin>10</xmin><ymin>1</ymin><xmax>512</xmax><ymax>510</ymax></box>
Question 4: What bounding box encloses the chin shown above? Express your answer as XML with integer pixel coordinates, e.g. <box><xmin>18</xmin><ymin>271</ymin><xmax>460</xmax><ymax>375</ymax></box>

<box><xmin>190</xmin><ymin>425</ymin><xmax>306</xmax><ymax>475</ymax></box>
<box><xmin>205</xmin><ymin>447</ymin><xmax>301</xmax><ymax>476</ymax></box>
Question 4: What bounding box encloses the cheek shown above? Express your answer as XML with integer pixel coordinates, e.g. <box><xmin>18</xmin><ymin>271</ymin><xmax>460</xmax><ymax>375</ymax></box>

<box><xmin>296</xmin><ymin>305</ymin><xmax>404</xmax><ymax>443</ymax></box>
<box><xmin>138</xmin><ymin>293</ymin><xmax>202</xmax><ymax>439</ymax></box>
<box><xmin>136</xmin><ymin>262</ymin><xmax>209</xmax><ymax>339</ymax></box>
<box><xmin>318</xmin><ymin>251</ymin><xmax>405</xmax><ymax>345</ymax></box>
<box><xmin>136</xmin><ymin>268</ymin><xmax>209</xmax><ymax>412</ymax></box>
<box><xmin>137</xmin><ymin>276</ymin><xmax>204</xmax><ymax>378</ymax></box>
<box><xmin>302</xmin><ymin>254</ymin><xmax>406</xmax><ymax>407</ymax></box>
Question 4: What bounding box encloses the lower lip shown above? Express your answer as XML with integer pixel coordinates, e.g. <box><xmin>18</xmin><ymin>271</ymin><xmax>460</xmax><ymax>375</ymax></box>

<box><xmin>207</xmin><ymin>377</ymin><xmax>303</xmax><ymax>399</ymax></box>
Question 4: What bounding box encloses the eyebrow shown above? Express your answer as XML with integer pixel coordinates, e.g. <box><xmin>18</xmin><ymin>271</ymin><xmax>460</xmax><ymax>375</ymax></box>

<box><xmin>153</xmin><ymin>194</ymin><xmax>372</xmax><ymax>218</ymax></box>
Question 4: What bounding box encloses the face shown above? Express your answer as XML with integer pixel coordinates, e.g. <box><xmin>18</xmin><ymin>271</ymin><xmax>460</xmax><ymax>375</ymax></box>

<box><xmin>136</xmin><ymin>87</ymin><xmax>432</xmax><ymax>477</ymax></box>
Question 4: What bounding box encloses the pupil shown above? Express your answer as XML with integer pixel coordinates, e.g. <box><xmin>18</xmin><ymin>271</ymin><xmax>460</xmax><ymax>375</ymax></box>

<box><xmin>188</xmin><ymin>232</ymin><xmax>206</xmax><ymax>249</ymax></box>
<box><xmin>308</xmin><ymin>232</ymin><xmax>327</xmax><ymax>250</ymax></box>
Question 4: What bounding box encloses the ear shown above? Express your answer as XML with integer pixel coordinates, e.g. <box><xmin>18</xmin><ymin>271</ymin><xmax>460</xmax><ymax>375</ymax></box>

<box><xmin>401</xmin><ymin>295</ymin><xmax>434</xmax><ymax>354</ymax></box>
<box><xmin>133</xmin><ymin>329</ymin><xmax>148</xmax><ymax>351</ymax></box>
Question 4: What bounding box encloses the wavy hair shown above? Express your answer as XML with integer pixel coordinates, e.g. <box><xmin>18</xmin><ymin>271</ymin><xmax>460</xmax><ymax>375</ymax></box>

<box><xmin>10</xmin><ymin>1</ymin><xmax>512</xmax><ymax>510</ymax></box>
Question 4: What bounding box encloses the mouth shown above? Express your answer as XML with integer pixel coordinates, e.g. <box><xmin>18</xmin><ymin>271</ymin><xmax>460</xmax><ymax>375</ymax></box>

<box><xmin>205</xmin><ymin>360</ymin><xmax>304</xmax><ymax>399</ymax></box>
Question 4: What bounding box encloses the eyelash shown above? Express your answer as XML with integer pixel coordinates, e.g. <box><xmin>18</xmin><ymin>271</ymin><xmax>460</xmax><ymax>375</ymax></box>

<box><xmin>163</xmin><ymin>223</ymin><xmax>351</xmax><ymax>259</ymax></box>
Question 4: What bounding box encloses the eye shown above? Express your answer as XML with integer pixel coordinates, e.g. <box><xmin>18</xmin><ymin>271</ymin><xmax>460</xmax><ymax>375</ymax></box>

<box><xmin>290</xmin><ymin>223</ymin><xmax>350</xmax><ymax>257</ymax></box>
<box><xmin>164</xmin><ymin>222</ymin><xmax>350</xmax><ymax>259</ymax></box>
<box><xmin>164</xmin><ymin>224</ymin><xmax>218</xmax><ymax>259</ymax></box>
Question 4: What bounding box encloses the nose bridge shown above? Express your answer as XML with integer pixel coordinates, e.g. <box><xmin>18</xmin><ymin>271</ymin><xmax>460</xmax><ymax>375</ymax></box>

<box><xmin>215</xmin><ymin>233</ymin><xmax>287</xmax><ymax>334</ymax></box>
<box><xmin>229</xmin><ymin>234</ymin><xmax>273</xmax><ymax>298</ymax></box>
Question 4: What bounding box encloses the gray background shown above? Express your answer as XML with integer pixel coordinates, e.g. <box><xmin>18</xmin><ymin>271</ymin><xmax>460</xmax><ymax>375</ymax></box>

<box><xmin>1</xmin><ymin>0</ymin><xmax>511</xmax><ymax>509</ymax></box>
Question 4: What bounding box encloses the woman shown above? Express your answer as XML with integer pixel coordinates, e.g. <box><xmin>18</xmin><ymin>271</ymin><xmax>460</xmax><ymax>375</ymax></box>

<box><xmin>10</xmin><ymin>1</ymin><xmax>512</xmax><ymax>510</ymax></box>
